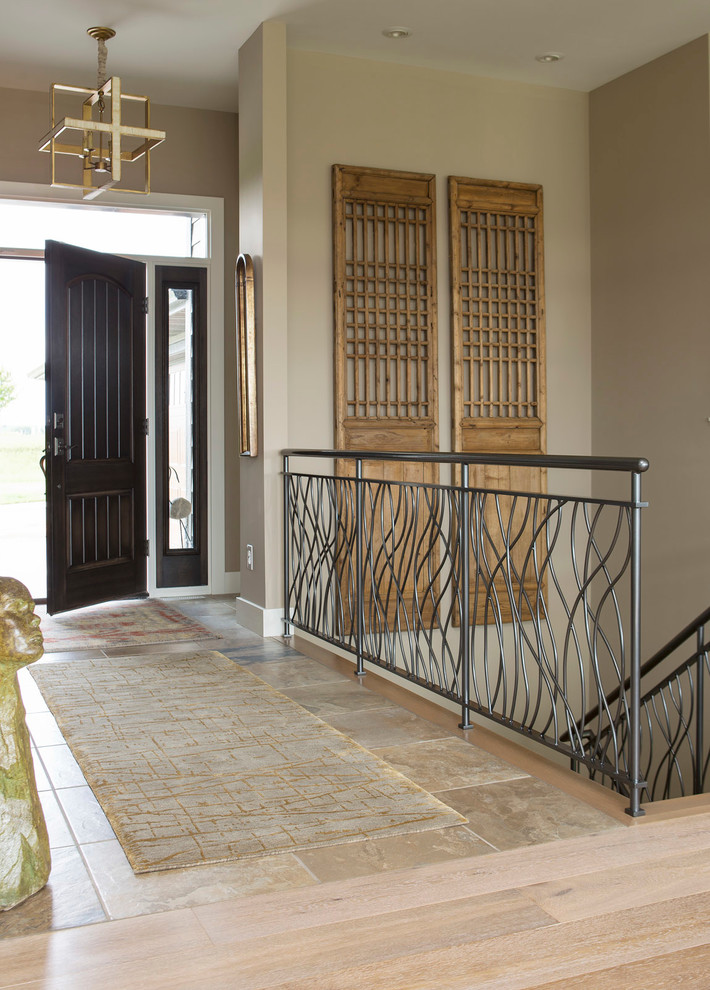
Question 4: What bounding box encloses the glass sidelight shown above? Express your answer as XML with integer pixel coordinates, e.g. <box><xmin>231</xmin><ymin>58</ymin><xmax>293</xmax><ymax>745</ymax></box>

<box><xmin>166</xmin><ymin>287</ymin><xmax>195</xmax><ymax>550</ymax></box>
<box><xmin>155</xmin><ymin>266</ymin><xmax>207</xmax><ymax>587</ymax></box>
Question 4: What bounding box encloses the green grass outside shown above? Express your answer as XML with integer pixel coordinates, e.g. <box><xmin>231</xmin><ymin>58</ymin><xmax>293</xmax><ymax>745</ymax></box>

<box><xmin>0</xmin><ymin>431</ymin><xmax>45</xmax><ymax>504</ymax></box>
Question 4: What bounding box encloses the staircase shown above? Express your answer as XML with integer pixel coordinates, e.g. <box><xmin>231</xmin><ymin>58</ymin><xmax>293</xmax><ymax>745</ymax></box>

<box><xmin>572</xmin><ymin>606</ymin><xmax>710</xmax><ymax>803</ymax></box>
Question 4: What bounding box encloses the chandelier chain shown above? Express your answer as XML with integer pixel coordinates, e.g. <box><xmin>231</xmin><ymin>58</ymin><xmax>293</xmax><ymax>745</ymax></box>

<box><xmin>97</xmin><ymin>38</ymin><xmax>108</xmax><ymax>90</ymax></box>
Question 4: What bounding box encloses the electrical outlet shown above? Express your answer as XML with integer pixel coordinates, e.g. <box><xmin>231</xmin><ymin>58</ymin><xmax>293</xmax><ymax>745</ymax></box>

<box><xmin>246</xmin><ymin>544</ymin><xmax>254</xmax><ymax>570</ymax></box>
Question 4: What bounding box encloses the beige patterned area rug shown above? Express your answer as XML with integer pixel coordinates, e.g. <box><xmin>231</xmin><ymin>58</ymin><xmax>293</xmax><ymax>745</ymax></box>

<box><xmin>39</xmin><ymin>598</ymin><xmax>222</xmax><ymax>653</ymax></box>
<box><xmin>31</xmin><ymin>651</ymin><xmax>465</xmax><ymax>873</ymax></box>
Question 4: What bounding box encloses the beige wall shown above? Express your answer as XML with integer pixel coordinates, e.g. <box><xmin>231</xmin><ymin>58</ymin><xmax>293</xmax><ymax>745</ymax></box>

<box><xmin>236</xmin><ymin>45</ymin><xmax>593</xmax><ymax>621</ymax></box>
<box><xmin>0</xmin><ymin>85</ymin><xmax>241</xmax><ymax>574</ymax></box>
<box><xmin>277</xmin><ymin>49</ymin><xmax>593</xmax><ymax>702</ymax></box>
<box><xmin>238</xmin><ymin>22</ymin><xmax>289</xmax><ymax>616</ymax></box>
<box><xmin>286</xmin><ymin>50</ymin><xmax>592</xmax><ymax>482</ymax></box>
<box><xmin>590</xmin><ymin>36</ymin><xmax>710</xmax><ymax>654</ymax></box>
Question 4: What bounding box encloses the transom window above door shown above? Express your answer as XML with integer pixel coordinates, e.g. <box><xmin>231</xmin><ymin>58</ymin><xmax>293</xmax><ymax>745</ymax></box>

<box><xmin>0</xmin><ymin>199</ymin><xmax>207</xmax><ymax>258</ymax></box>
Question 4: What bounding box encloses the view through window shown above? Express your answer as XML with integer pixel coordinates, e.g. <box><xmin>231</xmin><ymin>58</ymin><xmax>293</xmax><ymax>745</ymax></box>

<box><xmin>0</xmin><ymin>199</ymin><xmax>207</xmax><ymax>257</ymax></box>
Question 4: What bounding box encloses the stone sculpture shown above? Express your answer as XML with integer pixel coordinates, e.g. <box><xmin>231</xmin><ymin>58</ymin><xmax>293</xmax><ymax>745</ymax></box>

<box><xmin>0</xmin><ymin>577</ymin><xmax>51</xmax><ymax>910</ymax></box>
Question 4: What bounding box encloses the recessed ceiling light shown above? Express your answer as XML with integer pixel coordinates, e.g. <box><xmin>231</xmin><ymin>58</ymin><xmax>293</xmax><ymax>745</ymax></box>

<box><xmin>536</xmin><ymin>52</ymin><xmax>564</xmax><ymax>63</ymax></box>
<box><xmin>383</xmin><ymin>27</ymin><xmax>411</xmax><ymax>40</ymax></box>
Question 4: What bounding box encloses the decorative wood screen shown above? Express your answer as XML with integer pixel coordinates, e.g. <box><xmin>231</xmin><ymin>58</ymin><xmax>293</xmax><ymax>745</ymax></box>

<box><xmin>333</xmin><ymin>164</ymin><xmax>439</xmax><ymax>622</ymax></box>
<box><xmin>449</xmin><ymin>176</ymin><xmax>546</xmax><ymax>623</ymax></box>
<box><xmin>333</xmin><ymin>164</ymin><xmax>438</xmax><ymax>458</ymax></box>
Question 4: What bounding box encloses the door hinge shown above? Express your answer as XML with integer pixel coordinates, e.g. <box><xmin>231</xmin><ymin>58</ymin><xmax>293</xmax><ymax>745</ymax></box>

<box><xmin>142</xmin><ymin>418</ymin><xmax>149</xmax><ymax>436</ymax></box>
<box><xmin>142</xmin><ymin>297</ymin><xmax>149</xmax><ymax>315</ymax></box>
<box><xmin>143</xmin><ymin>539</ymin><xmax>150</xmax><ymax>556</ymax></box>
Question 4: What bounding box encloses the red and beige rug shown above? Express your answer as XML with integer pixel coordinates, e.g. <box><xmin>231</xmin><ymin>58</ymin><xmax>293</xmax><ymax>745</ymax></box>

<box><xmin>39</xmin><ymin>598</ymin><xmax>222</xmax><ymax>653</ymax></box>
<box><xmin>31</xmin><ymin>651</ymin><xmax>465</xmax><ymax>872</ymax></box>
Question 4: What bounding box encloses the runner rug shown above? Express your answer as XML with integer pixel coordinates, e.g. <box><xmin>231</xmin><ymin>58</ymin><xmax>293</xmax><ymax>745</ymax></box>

<box><xmin>31</xmin><ymin>651</ymin><xmax>466</xmax><ymax>872</ymax></box>
<box><xmin>39</xmin><ymin>598</ymin><xmax>222</xmax><ymax>653</ymax></box>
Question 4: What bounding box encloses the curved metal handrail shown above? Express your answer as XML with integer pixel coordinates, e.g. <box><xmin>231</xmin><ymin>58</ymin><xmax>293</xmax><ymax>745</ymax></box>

<box><xmin>564</xmin><ymin>604</ymin><xmax>710</xmax><ymax>740</ymax></box>
<box><xmin>639</xmin><ymin>605</ymin><xmax>710</xmax><ymax>674</ymax></box>
<box><xmin>283</xmin><ymin>448</ymin><xmax>649</xmax><ymax>474</ymax></box>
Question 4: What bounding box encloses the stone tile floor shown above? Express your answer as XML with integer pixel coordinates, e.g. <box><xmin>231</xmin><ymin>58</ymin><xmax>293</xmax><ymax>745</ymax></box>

<box><xmin>0</xmin><ymin>596</ymin><xmax>623</xmax><ymax>939</ymax></box>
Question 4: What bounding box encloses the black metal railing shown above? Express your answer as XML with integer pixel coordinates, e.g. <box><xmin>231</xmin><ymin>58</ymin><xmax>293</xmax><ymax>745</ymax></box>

<box><xmin>283</xmin><ymin>449</ymin><xmax>649</xmax><ymax>816</ymax></box>
<box><xmin>575</xmin><ymin>606</ymin><xmax>710</xmax><ymax>801</ymax></box>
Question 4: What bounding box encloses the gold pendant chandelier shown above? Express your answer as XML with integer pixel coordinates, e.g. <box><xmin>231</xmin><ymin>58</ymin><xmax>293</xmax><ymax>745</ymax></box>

<box><xmin>38</xmin><ymin>27</ymin><xmax>166</xmax><ymax>200</ymax></box>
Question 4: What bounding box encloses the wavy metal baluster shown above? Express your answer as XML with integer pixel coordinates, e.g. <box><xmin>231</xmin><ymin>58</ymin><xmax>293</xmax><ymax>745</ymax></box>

<box><xmin>459</xmin><ymin>464</ymin><xmax>473</xmax><ymax>728</ymax></box>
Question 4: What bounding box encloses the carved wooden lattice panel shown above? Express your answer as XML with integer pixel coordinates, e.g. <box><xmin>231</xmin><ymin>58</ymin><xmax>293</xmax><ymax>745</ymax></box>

<box><xmin>343</xmin><ymin>196</ymin><xmax>432</xmax><ymax>420</ymax></box>
<box><xmin>333</xmin><ymin>165</ymin><xmax>439</xmax><ymax>624</ymax></box>
<box><xmin>334</xmin><ymin>165</ymin><xmax>438</xmax><ymax>447</ymax></box>
<box><xmin>449</xmin><ymin>177</ymin><xmax>546</xmax><ymax>624</ymax></box>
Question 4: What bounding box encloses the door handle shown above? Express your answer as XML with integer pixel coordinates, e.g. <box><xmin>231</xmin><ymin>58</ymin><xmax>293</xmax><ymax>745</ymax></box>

<box><xmin>53</xmin><ymin>438</ymin><xmax>79</xmax><ymax>457</ymax></box>
<box><xmin>39</xmin><ymin>452</ymin><xmax>47</xmax><ymax>478</ymax></box>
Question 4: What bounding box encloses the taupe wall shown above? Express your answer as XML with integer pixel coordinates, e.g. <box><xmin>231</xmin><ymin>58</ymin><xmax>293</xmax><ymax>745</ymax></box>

<box><xmin>0</xmin><ymin>85</ymin><xmax>241</xmax><ymax>573</ymax></box>
<box><xmin>590</xmin><ymin>36</ymin><xmax>710</xmax><ymax>654</ymax></box>
<box><xmin>273</xmin><ymin>48</ymin><xmax>594</xmax><ymax>724</ymax></box>
<box><xmin>236</xmin><ymin>46</ymin><xmax>593</xmax><ymax>620</ymax></box>
<box><xmin>286</xmin><ymin>52</ymin><xmax>593</xmax><ymax>474</ymax></box>
<box><xmin>238</xmin><ymin>22</ymin><xmax>289</xmax><ymax>615</ymax></box>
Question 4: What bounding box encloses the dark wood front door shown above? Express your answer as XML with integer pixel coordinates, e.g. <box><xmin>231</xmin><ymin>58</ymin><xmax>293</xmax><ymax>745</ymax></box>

<box><xmin>45</xmin><ymin>240</ymin><xmax>147</xmax><ymax>615</ymax></box>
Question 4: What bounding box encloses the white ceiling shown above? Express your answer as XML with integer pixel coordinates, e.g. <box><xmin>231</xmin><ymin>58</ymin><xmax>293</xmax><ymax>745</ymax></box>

<box><xmin>2</xmin><ymin>0</ymin><xmax>710</xmax><ymax>112</ymax></box>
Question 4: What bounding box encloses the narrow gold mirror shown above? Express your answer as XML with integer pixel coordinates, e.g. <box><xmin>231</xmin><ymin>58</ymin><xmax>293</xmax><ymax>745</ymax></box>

<box><xmin>236</xmin><ymin>253</ymin><xmax>257</xmax><ymax>456</ymax></box>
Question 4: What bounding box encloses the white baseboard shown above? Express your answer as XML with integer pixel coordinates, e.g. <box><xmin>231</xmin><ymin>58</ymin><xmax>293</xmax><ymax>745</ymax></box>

<box><xmin>234</xmin><ymin>597</ymin><xmax>284</xmax><ymax>637</ymax></box>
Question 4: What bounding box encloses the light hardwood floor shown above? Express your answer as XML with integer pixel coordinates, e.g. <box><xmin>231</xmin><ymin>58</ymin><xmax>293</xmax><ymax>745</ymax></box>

<box><xmin>0</xmin><ymin>811</ymin><xmax>709</xmax><ymax>988</ymax></box>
